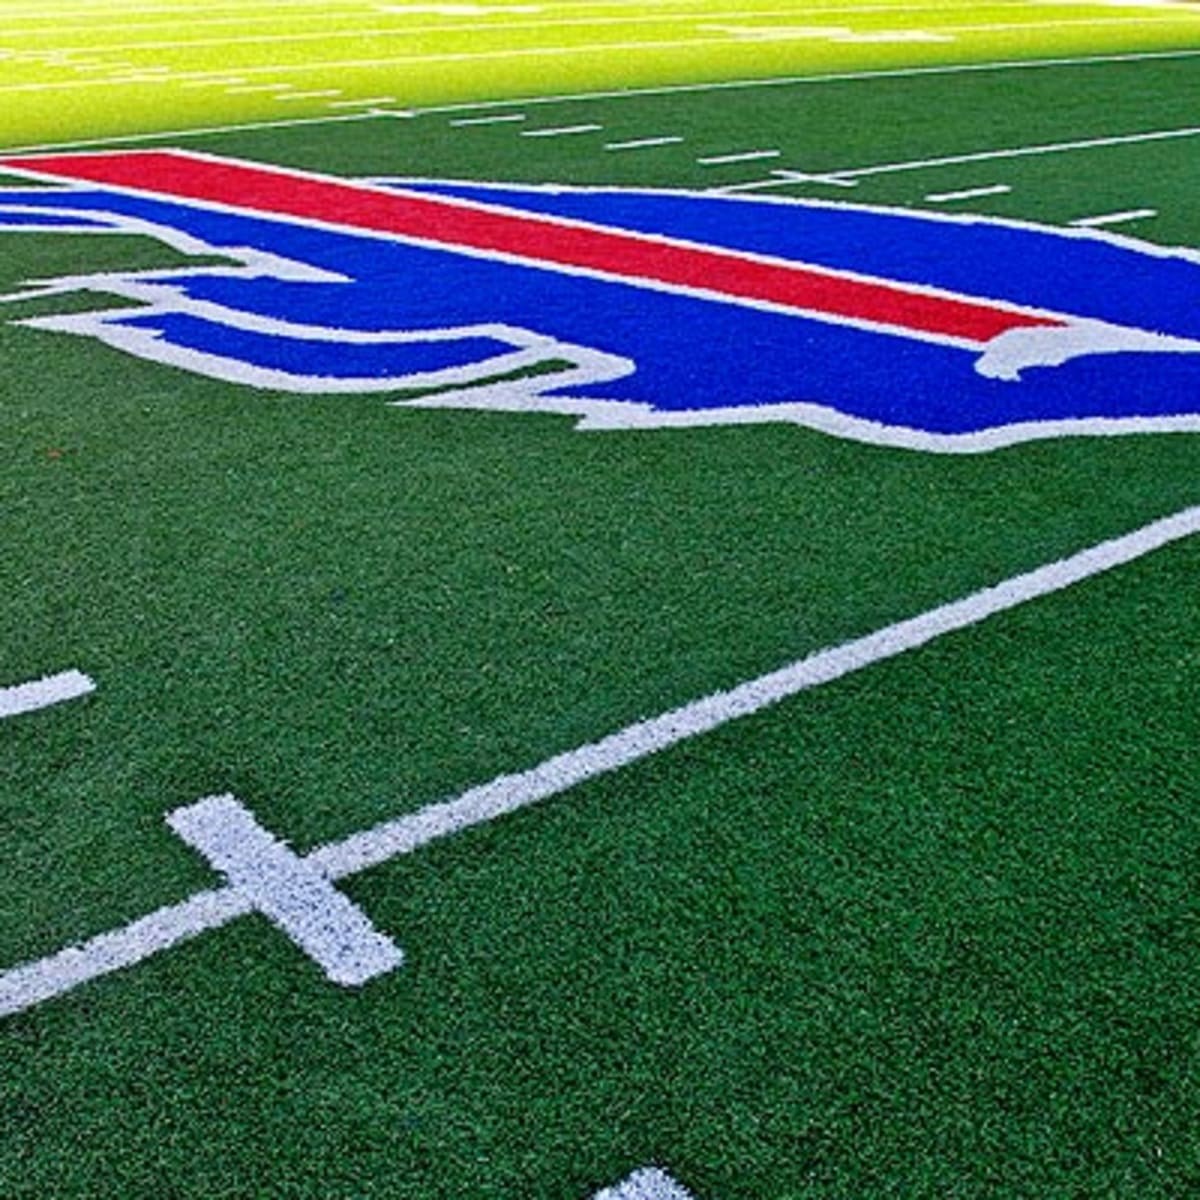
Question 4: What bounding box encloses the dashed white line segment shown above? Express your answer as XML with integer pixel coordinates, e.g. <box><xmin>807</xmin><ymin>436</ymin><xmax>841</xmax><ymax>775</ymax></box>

<box><xmin>520</xmin><ymin>123</ymin><xmax>604</xmax><ymax>138</ymax></box>
<box><xmin>4</xmin><ymin>505</ymin><xmax>1200</xmax><ymax>1017</ymax></box>
<box><xmin>697</xmin><ymin>148</ymin><xmax>781</xmax><ymax>165</ymax></box>
<box><xmin>924</xmin><ymin>183</ymin><xmax>1013</xmax><ymax>203</ymax></box>
<box><xmin>604</xmin><ymin>135</ymin><xmax>684</xmax><ymax>151</ymax></box>
<box><xmin>1070</xmin><ymin>207</ymin><xmax>1158</xmax><ymax>227</ymax></box>
<box><xmin>0</xmin><ymin>670</ymin><xmax>95</xmax><ymax>720</ymax></box>
<box><xmin>450</xmin><ymin>112</ymin><xmax>526</xmax><ymax>126</ymax></box>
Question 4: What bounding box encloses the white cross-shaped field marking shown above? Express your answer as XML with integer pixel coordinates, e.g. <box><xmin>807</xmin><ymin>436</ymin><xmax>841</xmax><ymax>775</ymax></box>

<box><xmin>167</xmin><ymin>795</ymin><xmax>402</xmax><ymax>986</ymax></box>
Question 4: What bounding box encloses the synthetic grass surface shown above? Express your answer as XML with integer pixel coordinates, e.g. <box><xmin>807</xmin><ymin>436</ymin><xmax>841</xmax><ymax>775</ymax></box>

<box><xmin>6</xmin><ymin>0</ymin><xmax>1200</xmax><ymax>146</ymax></box>
<box><xmin>3</xmin><ymin>17</ymin><xmax>1200</xmax><ymax>1200</ymax></box>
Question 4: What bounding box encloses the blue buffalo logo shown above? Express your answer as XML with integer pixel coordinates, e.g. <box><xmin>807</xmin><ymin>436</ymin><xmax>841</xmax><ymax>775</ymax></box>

<box><xmin>1</xmin><ymin>148</ymin><xmax>1199</xmax><ymax>452</ymax></box>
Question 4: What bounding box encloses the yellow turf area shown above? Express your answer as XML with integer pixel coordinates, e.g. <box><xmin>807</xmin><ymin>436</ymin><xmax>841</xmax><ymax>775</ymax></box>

<box><xmin>5</xmin><ymin>0</ymin><xmax>1200</xmax><ymax>148</ymax></box>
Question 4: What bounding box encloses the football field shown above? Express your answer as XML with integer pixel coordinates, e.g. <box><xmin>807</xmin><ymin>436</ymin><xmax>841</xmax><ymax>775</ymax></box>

<box><xmin>3</xmin><ymin>3</ymin><xmax>1200</xmax><ymax>1196</ymax></box>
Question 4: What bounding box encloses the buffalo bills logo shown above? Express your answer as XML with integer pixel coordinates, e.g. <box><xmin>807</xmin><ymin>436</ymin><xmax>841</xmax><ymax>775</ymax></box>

<box><xmin>2</xmin><ymin>148</ymin><xmax>1200</xmax><ymax>452</ymax></box>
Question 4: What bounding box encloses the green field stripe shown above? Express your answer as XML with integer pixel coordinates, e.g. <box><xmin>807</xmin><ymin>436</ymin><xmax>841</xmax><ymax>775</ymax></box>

<box><xmin>5</xmin><ymin>503</ymin><xmax>1199</xmax><ymax>1018</ymax></box>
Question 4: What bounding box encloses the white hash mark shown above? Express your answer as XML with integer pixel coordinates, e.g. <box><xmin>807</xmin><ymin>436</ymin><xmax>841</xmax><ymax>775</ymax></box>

<box><xmin>0</xmin><ymin>670</ymin><xmax>95</xmax><ymax>720</ymax></box>
<box><xmin>167</xmin><ymin>796</ymin><xmax>403</xmax><ymax>986</ymax></box>
<box><xmin>592</xmin><ymin>1166</ymin><xmax>697</xmax><ymax>1199</ymax></box>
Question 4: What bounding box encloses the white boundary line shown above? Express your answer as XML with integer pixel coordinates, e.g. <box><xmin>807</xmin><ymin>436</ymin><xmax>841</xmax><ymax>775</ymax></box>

<box><xmin>3</xmin><ymin>47</ymin><xmax>1200</xmax><ymax>156</ymax></box>
<box><xmin>0</xmin><ymin>670</ymin><xmax>95</xmax><ymax>719</ymax></box>
<box><xmin>3</xmin><ymin>504</ymin><xmax>1199</xmax><ymax>1017</ymax></box>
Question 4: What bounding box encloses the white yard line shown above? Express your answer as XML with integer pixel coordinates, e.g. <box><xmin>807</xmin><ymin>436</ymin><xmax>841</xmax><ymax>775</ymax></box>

<box><xmin>719</xmin><ymin>124</ymin><xmax>1200</xmax><ymax>193</ymax></box>
<box><xmin>831</xmin><ymin>125</ymin><xmax>1200</xmax><ymax>180</ymax></box>
<box><xmin>1070</xmin><ymin>207</ymin><xmax>1158</xmax><ymax>227</ymax></box>
<box><xmin>0</xmin><ymin>670</ymin><xmax>95</xmax><ymax>720</ymax></box>
<box><xmin>3</xmin><ymin>505</ymin><xmax>1199</xmax><ymax>1017</ymax></box>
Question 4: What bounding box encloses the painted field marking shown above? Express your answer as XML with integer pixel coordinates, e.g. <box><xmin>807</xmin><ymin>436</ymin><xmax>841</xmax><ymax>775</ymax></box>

<box><xmin>0</xmin><ymin>149</ymin><xmax>1082</xmax><ymax>359</ymax></box>
<box><xmin>739</xmin><ymin>169</ymin><xmax>864</xmax><ymax>187</ymax></box>
<box><xmin>1070</xmin><ymin>207</ymin><xmax>1158</xmax><ymax>227</ymax></box>
<box><xmin>719</xmin><ymin>123</ymin><xmax>1200</xmax><ymax>193</ymax></box>
<box><xmin>831</xmin><ymin>125</ymin><xmax>1200</xmax><ymax>180</ymax></box>
<box><xmin>592</xmin><ymin>1166</ymin><xmax>697</xmax><ymax>1200</ymax></box>
<box><xmin>3</xmin><ymin>505</ymin><xmax>1200</xmax><ymax>1018</ymax></box>
<box><xmin>521</xmin><ymin>123</ymin><xmax>604</xmax><ymax>138</ymax></box>
<box><xmin>450</xmin><ymin>113</ymin><xmax>526</xmax><ymax>126</ymax></box>
<box><xmin>697</xmin><ymin>149</ymin><xmax>781</xmax><ymax>165</ymax></box>
<box><xmin>925</xmin><ymin>183</ymin><xmax>1012</xmax><ymax>203</ymax></box>
<box><xmin>0</xmin><ymin>670</ymin><xmax>95</xmax><ymax>720</ymax></box>
<box><xmin>167</xmin><ymin>796</ymin><xmax>403</xmax><ymax>986</ymax></box>
<box><xmin>605</xmin><ymin>135</ymin><xmax>684</xmax><ymax>151</ymax></box>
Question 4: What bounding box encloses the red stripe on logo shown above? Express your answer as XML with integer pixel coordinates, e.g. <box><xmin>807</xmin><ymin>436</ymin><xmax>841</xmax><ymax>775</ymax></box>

<box><xmin>1</xmin><ymin>150</ymin><xmax>1061</xmax><ymax>345</ymax></box>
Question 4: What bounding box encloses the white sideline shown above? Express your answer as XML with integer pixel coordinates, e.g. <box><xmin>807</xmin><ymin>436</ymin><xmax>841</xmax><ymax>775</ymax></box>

<box><xmin>2</xmin><ymin>505</ymin><xmax>1199</xmax><ymax>1016</ymax></box>
<box><xmin>0</xmin><ymin>670</ymin><xmax>94</xmax><ymax>720</ymax></box>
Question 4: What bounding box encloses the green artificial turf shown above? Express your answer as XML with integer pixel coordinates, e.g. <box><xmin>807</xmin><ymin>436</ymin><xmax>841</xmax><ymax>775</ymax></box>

<box><xmin>3</xmin><ymin>41</ymin><xmax>1200</xmax><ymax>1200</ymax></box>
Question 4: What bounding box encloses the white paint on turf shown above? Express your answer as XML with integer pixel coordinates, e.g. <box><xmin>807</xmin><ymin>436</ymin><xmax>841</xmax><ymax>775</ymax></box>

<box><xmin>167</xmin><ymin>796</ymin><xmax>403</xmax><ymax>986</ymax></box>
<box><xmin>697</xmin><ymin>149</ymin><xmax>781</xmax><ymax>165</ymax></box>
<box><xmin>451</xmin><ymin>113</ymin><xmax>527</xmax><ymax>126</ymax></box>
<box><xmin>2</xmin><ymin>505</ymin><xmax>1200</xmax><ymax>1016</ymax></box>
<box><xmin>592</xmin><ymin>1166</ymin><xmax>696</xmax><ymax>1200</ymax></box>
<box><xmin>1070</xmin><ymin>208</ymin><xmax>1158</xmax><ymax>227</ymax></box>
<box><xmin>720</xmin><ymin>124</ymin><xmax>1200</xmax><ymax>192</ymax></box>
<box><xmin>924</xmin><ymin>184</ymin><xmax>1012</xmax><ymax>203</ymax></box>
<box><xmin>0</xmin><ymin>670</ymin><xmax>94</xmax><ymax>720</ymax></box>
<box><xmin>521</xmin><ymin>124</ymin><xmax>604</xmax><ymax>138</ymax></box>
<box><xmin>605</xmin><ymin>136</ymin><xmax>684</xmax><ymax>151</ymax></box>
